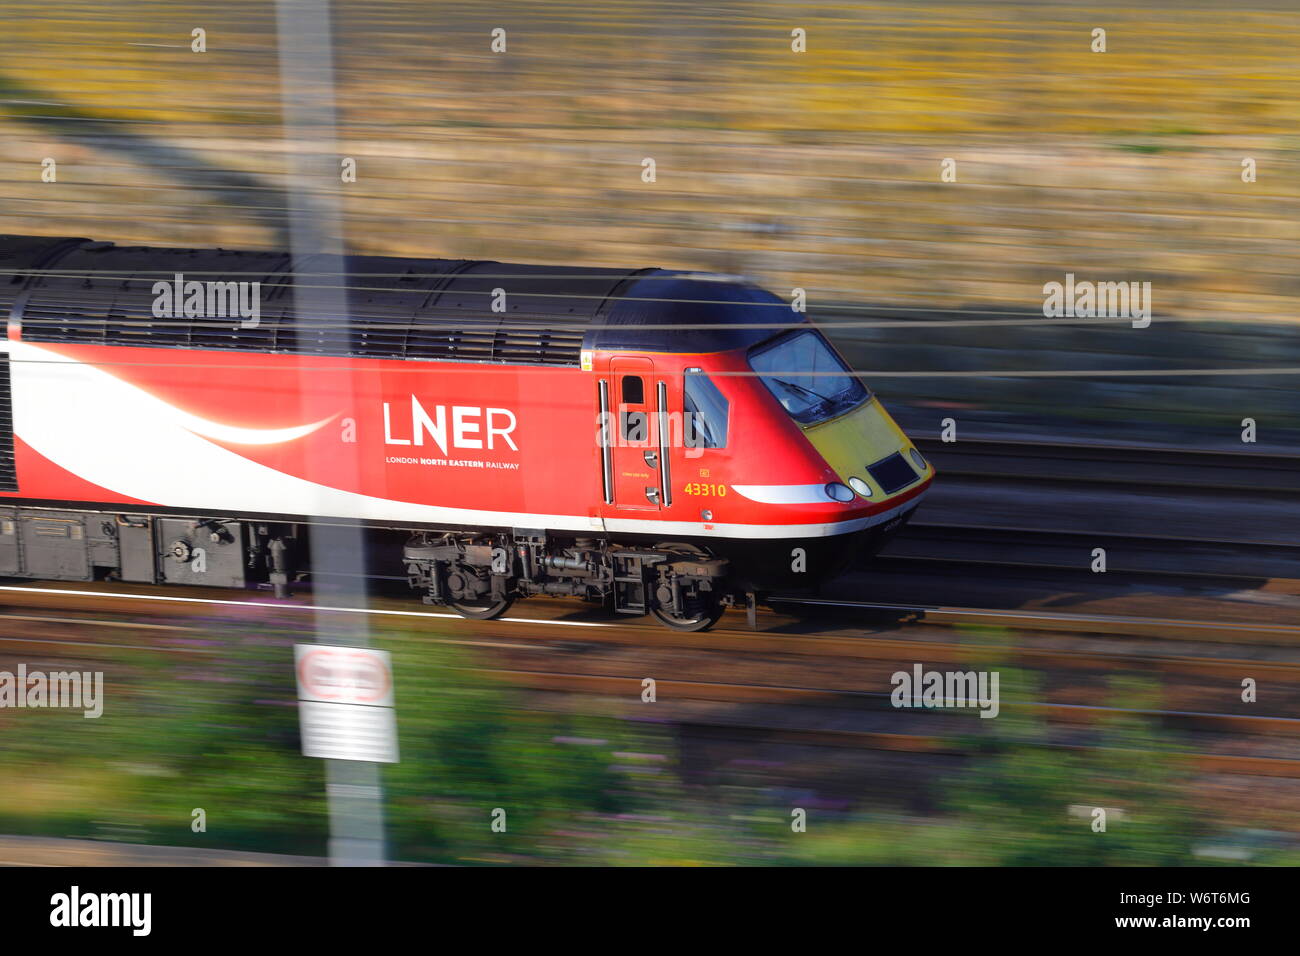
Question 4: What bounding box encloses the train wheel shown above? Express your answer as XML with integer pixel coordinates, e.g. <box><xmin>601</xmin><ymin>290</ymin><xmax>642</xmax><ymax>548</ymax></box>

<box><xmin>650</xmin><ymin>601</ymin><xmax>724</xmax><ymax>632</ymax></box>
<box><xmin>447</xmin><ymin>596</ymin><xmax>514</xmax><ymax>620</ymax></box>
<box><xmin>649</xmin><ymin>541</ymin><xmax>724</xmax><ymax>631</ymax></box>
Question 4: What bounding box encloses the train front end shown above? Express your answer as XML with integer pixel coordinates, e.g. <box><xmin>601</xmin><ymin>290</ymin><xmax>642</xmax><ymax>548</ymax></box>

<box><xmin>716</xmin><ymin>323</ymin><xmax>935</xmax><ymax>593</ymax></box>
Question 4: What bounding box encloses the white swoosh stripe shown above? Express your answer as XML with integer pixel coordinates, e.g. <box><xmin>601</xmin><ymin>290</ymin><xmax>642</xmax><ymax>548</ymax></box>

<box><xmin>731</xmin><ymin>483</ymin><xmax>831</xmax><ymax>504</ymax></box>
<box><xmin>178</xmin><ymin>411</ymin><xmax>334</xmax><ymax>445</ymax></box>
<box><xmin>1</xmin><ymin>340</ymin><xmax>333</xmax><ymax>445</ymax></box>
<box><xmin>0</xmin><ymin>340</ymin><xmax>913</xmax><ymax>538</ymax></box>
<box><xmin>1</xmin><ymin>339</ymin><xmax>584</xmax><ymax>527</ymax></box>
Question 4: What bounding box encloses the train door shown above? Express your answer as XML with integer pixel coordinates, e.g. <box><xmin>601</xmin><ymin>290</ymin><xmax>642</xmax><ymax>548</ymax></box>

<box><xmin>603</xmin><ymin>358</ymin><xmax>664</xmax><ymax>511</ymax></box>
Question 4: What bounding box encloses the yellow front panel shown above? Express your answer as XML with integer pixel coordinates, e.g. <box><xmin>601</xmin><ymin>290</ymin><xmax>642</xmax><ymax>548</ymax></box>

<box><xmin>802</xmin><ymin>398</ymin><xmax>932</xmax><ymax>497</ymax></box>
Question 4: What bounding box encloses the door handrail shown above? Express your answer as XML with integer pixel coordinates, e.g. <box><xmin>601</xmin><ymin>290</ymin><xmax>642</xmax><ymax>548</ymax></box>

<box><xmin>656</xmin><ymin>380</ymin><xmax>672</xmax><ymax>508</ymax></box>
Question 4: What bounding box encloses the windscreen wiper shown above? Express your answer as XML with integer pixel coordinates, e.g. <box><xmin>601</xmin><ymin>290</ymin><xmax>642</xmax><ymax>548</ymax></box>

<box><xmin>771</xmin><ymin>377</ymin><xmax>834</xmax><ymax>404</ymax></box>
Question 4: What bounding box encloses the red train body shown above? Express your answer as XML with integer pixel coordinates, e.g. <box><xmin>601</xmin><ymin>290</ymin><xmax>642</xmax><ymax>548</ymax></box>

<box><xmin>0</xmin><ymin>235</ymin><xmax>932</xmax><ymax>629</ymax></box>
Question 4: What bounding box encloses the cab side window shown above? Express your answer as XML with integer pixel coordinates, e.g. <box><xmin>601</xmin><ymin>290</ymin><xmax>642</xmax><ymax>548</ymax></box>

<box><xmin>684</xmin><ymin>369</ymin><xmax>728</xmax><ymax>449</ymax></box>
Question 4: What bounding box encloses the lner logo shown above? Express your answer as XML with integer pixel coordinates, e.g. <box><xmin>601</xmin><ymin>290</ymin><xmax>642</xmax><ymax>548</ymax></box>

<box><xmin>382</xmin><ymin>396</ymin><xmax>519</xmax><ymax>454</ymax></box>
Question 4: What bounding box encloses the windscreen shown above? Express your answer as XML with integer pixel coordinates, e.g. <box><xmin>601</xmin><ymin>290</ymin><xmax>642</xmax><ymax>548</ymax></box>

<box><xmin>748</xmin><ymin>329</ymin><xmax>869</xmax><ymax>425</ymax></box>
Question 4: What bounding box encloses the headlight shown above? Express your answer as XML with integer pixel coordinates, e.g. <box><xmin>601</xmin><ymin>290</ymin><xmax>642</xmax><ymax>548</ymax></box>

<box><xmin>824</xmin><ymin>482</ymin><xmax>855</xmax><ymax>503</ymax></box>
<box><xmin>909</xmin><ymin>448</ymin><xmax>927</xmax><ymax>471</ymax></box>
<box><xmin>847</xmin><ymin>476</ymin><xmax>873</xmax><ymax>498</ymax></box>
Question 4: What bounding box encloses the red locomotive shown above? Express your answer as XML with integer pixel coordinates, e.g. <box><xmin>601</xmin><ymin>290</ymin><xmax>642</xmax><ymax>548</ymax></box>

<box><xmin>0</xmin><ymin>235</ymin><xmax>932</xmax><ymax>629</ymax></box>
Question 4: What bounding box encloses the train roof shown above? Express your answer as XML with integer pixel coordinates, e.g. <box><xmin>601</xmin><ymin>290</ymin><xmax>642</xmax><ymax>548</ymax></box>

<box><xmin>0</xmin><ymin>235</ymin><xmax>801</xmax><ymax>366</ymax></box>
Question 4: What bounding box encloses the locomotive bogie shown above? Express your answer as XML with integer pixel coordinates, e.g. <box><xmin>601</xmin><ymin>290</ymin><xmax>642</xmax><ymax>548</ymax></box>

<box><xmin>402</xmin><ymin>530</ymin><xmax>731</xmax><ymax>629</ymax></box>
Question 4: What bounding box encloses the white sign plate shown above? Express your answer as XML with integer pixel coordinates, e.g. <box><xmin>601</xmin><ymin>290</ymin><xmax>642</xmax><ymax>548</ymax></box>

<box><xmin>294</xmin><ymin>645</ymin><xmax>398</xmax><ymax>763</ymax></box>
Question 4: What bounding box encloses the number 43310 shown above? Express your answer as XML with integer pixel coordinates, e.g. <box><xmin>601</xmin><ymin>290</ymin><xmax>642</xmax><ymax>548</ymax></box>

<box><xmin>682</xmin><ymin>483</ymin><xmax>727</xmax><ymax>497</ymax></box>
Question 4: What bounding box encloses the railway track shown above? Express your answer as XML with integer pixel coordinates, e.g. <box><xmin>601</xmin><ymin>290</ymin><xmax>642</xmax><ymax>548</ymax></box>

<box><xmin>913</xmin><ymin>435</ymin><xmax>1300</xmax><ymax>494</ymax></box>
<box><xmin>0</xmin><ymin>582</ymin><xmax>1293</xmax><ymax>781</ymax></box>
<box><xmin>876</xmin><ymin>523</ymin><xmax>1300</xmax><ymax>580</ymax></box>
<box><xmin>470</xmin><ymin>665</ymin><xmax>1296</xmax><ymax>735</ymax></box>
<box><xmin>3</xmin><ymin>579</ymin><xmax>1299</xmax><ymax>651</ymax></box>
<box><xmin>862</xmin><ymin>436</ymin><xmax>1300</xmax><ymax>580</ymax></box>
<box><xmin>469</xmin><ymin>667</ymin><xmax>1300</xmax><ymax>779</ymax></box>
<box><xmin>674</xmin><ymin>721</ymin><xmax>1300</xmax><ymax>780</ymax></box>
<box><xmin>768</xmin><ymin>597</ymin><xmax>1300</xmax><ymax>647</ymax></box>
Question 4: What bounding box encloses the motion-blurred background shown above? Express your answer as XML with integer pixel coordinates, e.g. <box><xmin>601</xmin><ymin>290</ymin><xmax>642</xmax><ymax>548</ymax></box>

<box><xmin>0</xmin><ymin>0</ymin><xmax>1296</xmax><ymax>866</ymax></box>
<box><xmin>4</xmin><ymin>0</ymin><xmax>1299</xmax><ymax>434</ymax></box>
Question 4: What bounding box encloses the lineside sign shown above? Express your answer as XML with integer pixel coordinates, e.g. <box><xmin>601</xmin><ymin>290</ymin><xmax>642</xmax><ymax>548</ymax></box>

<box><xmin>294</xmin><ymin>645</ymin><xmax>399</xmax><ymax>763</ymax></box>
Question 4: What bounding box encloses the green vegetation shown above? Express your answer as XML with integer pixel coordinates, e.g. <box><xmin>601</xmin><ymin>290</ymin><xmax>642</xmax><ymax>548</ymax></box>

<box><xmin>0</xmin><ymin>632</ymin><xmax>1273</xmax><ymax>865</ymax></box>
<box><xmin>0</xmin><ymin>626</ymin><xmax>642</xmax><ymax>862</ymax></box>
<box><xmin>789</xmin><ymin>673</ymin><xmax>1209</xmax><ymax>865</ymax></box>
